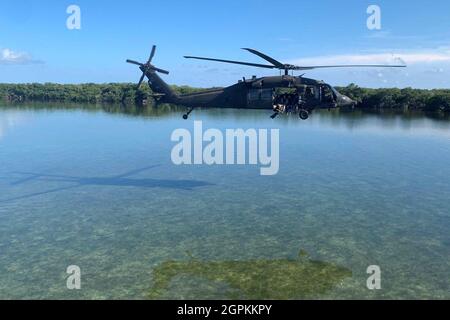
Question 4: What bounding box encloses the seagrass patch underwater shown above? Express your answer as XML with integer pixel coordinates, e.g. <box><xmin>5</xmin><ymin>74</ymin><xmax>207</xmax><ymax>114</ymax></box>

<box><xmin>0</xmin><ymin>105</ymin><xmax>449</xmax><ymax>299</ymax></box>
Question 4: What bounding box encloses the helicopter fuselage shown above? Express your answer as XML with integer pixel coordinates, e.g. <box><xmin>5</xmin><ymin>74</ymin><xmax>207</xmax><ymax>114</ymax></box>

<box><xmin>154</xmin><ymin>74</ymin><xmax>355</xmax><ymax>120</ymax></box>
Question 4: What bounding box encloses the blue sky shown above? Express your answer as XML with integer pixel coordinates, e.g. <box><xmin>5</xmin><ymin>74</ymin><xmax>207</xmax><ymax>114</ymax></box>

<box><xmin>1</xmin><ymin>0</ymin><xmax>450</xmax><ymax>88</ymax></box>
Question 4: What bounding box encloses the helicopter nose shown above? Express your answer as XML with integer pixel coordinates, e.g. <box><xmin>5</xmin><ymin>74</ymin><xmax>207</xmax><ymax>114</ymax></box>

<box><xmin>337</xmin><ymin>94</ymin><xmax>356</xmax><ymax>107</ymax></box>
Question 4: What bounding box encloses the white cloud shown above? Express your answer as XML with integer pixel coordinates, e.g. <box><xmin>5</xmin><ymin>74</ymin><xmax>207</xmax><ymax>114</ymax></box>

<box><xmin>281</xmin><ymin>47</ymin><xmax>450</xmax><ymax>89</ymax></box>
<box><xmin>289</xmin><ymin>49</ymin><xmax>450</xmax><ymax>66</ymax></box>
<box><xmin>0</xmin><ymin>48</ymin><xmax>43</xmax><ymax>65</ymax></box>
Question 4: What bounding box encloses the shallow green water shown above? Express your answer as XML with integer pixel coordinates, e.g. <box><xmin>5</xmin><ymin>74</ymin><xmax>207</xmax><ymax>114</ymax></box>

<box><xmin>0</xmin><ymin>105</ymin><xmax>449</xmax><ymax>299</ymax></box>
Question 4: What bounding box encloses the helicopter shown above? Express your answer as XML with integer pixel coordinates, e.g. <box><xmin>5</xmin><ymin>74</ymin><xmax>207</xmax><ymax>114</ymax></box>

<box><xmin>126</xmin><ymin>46</ymin><xmax>405</xmax><ymax>120</ymax></box>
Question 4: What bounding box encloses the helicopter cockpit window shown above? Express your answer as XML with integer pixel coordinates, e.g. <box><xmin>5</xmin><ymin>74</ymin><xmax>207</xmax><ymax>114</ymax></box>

<box><xmin>320</xmin><ymin>85</ymin><xmax>335</xmax><ymax>103</ymax></box>
<box><xmin>329</xmin><ymin>86</ymin><xmax>339</xmax><ymax>97</ymax></box>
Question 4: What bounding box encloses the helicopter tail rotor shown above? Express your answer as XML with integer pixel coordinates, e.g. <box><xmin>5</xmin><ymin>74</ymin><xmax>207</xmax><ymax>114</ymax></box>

<box><xmin>126</xmin><ymin>45</ymin><xmax>169</xmax><ymax>89</ymax></box>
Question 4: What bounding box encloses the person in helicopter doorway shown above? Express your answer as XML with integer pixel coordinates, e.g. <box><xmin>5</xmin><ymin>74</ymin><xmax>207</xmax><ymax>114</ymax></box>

<box><xmin>289</xmin><ymin>92</ymin><xmax>300</xmax><ymax>112</ymax></box>
<box><xmin>272</xmin><ymin>93</ymin><xmax>286</xmax><ymax>113</ymax></box>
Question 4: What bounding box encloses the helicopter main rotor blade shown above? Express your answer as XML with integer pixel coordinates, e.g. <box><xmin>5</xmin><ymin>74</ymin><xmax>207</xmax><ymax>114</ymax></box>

<box><xmin>126</xmin><ymin>59</ymin><xmax>144</xmax><ymax>66</ymax></box>
<box><xmin>148</xmin><ymin>45</ymin><xmax>156</xmax><ymax>63</ymax></box>
<box><xmin>241</xmin><ymin>48</ymin><xmax>285</xmax><ymax>69</ymax></box>
<box><xmin>293</xmin><ymin>64</ymin><xmax>407</xmax><ymax>70</ymax></box>
<box><xmin>150</xmin><ymin>66</ymin><xmax>170</xmax><ymax>74</ymax></box>
<box><xmin>184</xmin><ymin>56</ymin><xmax>276</xmax><ymax>69</ymax></box>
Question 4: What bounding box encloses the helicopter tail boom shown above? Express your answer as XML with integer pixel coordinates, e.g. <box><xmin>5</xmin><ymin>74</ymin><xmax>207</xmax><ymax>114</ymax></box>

<box><xmin>146</xmin><ymin>71</ymin><xmax>179</xmax><ymax>103</ymax></box>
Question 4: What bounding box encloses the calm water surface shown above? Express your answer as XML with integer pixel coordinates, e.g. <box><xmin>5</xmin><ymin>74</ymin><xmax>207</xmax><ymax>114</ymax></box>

<box><xmin>0</xmin><ymin>105</ymin><xmax>449</xmax><ymax>299</ymax></box>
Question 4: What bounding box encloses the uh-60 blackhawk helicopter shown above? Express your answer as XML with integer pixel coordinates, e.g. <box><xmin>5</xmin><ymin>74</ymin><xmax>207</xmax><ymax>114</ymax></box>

<box><xmin>126</xmin><ymin>45</ymin><xmax>405</xmax><ymax>120</ymax></box>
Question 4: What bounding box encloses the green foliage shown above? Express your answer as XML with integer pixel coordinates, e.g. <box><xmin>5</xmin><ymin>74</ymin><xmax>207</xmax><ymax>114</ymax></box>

<box><xmin>1</xmin><ymin>83</ymin><xmax>450</xmax><ymax>113</ymax></box>
<box><xmin>0</xmin><ymin>83</ymin><xmax>152</xmax><ymax>105</ymax></box>
<box><xmin>337</xmin><ymin>84</ymin><xmax>450</xmax><ymax>112</ymax></box>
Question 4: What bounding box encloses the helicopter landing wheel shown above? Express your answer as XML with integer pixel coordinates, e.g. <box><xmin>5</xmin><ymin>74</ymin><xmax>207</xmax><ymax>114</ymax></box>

<box><xmin>299</xmin><ymin>109</ymin><xmax>309</xmax><ymax>120</ymax></box>
<box><xmin>182</xmin><ymin>107</ymin><xmax>194</xmax><ymax>120</ymax></box>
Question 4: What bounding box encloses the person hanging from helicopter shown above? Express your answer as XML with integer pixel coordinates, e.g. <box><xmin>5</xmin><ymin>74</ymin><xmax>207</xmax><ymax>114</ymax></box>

<box><xmin>281</xmin><ymin>93</ymin><xmax>288</xmax><ymax>108</ymax></box>
<box><xmin>272</xmin><ymin>92</ymin><xmax>286</xmax><ymax>113</ymax></box>
<box><xmin>286</xmin><ymin>92</ymin><xmax>295</xmax><ymax>113</ymax></box>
